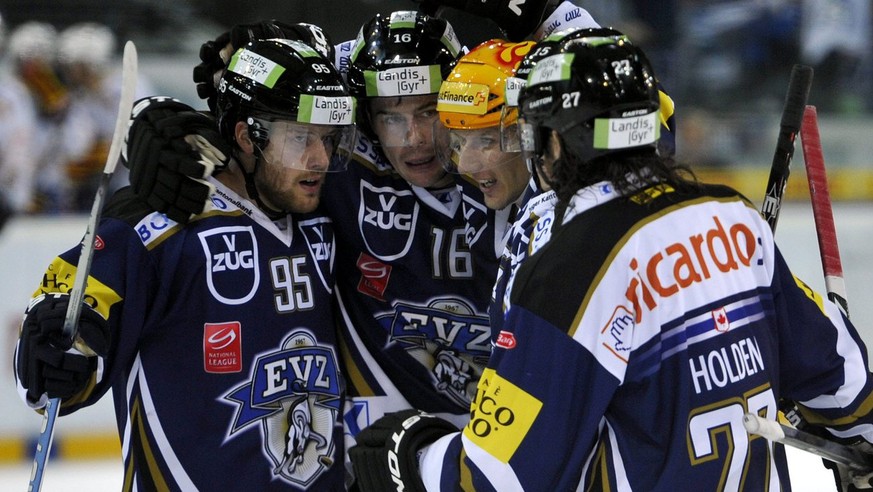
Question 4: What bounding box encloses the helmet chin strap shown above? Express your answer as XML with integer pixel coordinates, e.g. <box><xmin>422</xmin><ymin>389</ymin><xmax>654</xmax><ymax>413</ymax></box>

<box><xmin>243</xmin><ymin>153</ymin><xmax>286</xmax><ymax>220</ymax></box>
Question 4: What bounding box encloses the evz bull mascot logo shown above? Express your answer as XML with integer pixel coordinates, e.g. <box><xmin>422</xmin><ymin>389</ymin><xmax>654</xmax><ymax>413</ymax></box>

<box><xmin>222</xmin><ymin>330</ymin><xmax>341</xmax><ymax>486</ymax></box>
<box><xmin>378</xmin><ymin>297</ymin><xmax>490</xmax><ymax>407</ymax></box>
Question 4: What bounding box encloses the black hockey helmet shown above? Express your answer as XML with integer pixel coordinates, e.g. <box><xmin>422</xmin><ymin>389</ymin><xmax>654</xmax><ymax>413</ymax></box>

<box><xmin>216</xmin><ymin>38</ymin><xmax>354</xmax><ymax>143</ymax></box>
<box><xmin>517</xmin><ymin>27</ymin><xmax>660</xmax><ymax>167</ymax></box>
<box><xmin>346</xmin><ymin>10</ymin><xmax>462</xmax><ymax>142</ymax></box>
<box><xmin>216</xmin><ymin>38</ymin><xmax>356</xmax><ymax>175</ymax></box>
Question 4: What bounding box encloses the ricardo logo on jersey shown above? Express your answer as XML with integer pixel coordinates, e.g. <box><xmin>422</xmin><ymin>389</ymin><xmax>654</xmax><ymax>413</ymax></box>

<box><xmin>356</xmin><ymin>253</ymin><xmax>391</xmax><ymax>300</ymax></box>
<box><xmin>204</xmin><ymin>322</ymin><xmax>242</xmax><ymax>373</ymax></box>
<box><xmin>625</xmin><ymin>215</ymin><xmax>760</xmax><ymax>324</ymax></box>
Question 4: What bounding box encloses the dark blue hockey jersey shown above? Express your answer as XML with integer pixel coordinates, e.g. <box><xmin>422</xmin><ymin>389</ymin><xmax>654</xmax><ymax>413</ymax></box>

<box><xmin>324</xmin><ymin>135</ymin><xmax>510</xmax><ymax>438</ymax></box>
<box><xmin>18</xmin><ymin>182</ymin><xmax>345</xmax><ymax>490</ymax></box>
<box><xmin>419</xmin><ymin>181</ymin><xmax>873</xmax><ymax>491</ymax></box>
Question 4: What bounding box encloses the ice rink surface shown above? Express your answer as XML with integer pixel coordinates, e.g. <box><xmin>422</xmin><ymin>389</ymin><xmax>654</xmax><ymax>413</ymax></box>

<box><xmin>0</xmin><ymin>445</ymin><xmax>841</xmax><ymax>491</ymax></box>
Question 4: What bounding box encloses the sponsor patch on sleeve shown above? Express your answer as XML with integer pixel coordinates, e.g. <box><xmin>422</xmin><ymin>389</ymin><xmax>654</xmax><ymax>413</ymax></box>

<box><xmin>463</xmin><ymin>368</ymin><xmax>542</xmax><ymax>463</ymax></box>
<box><xmin>793</xmin><ymin>274</ymin><xmax>826</xmax><ymax>315</ymax></box>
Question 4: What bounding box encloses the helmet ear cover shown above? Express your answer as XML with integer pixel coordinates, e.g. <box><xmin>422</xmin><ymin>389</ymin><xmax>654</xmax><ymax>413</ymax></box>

<box><xmin>246</xmin><ymin>117</ymin><xmax>269</xmax><ymax>150</ymax></box>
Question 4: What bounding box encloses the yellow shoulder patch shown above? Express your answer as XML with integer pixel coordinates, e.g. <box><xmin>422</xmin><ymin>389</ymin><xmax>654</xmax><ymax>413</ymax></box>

<box><xmin>463</xmin><ymin>368</ymin><xmax>542</xmax><ymax>463</ymax></box>
<box><xmin>792</xmin><ymin>274</ymin><xmax>825</xmax><ymax>316</ymax></box>
<box><xmin>629</xmin><ymin>183</ymin><xmax>675</xmax><ymax>204</ymax></box>
<box><xmin>34</xmin><ymin>257</ymin><xmax>123</xmax><ymax>320</ymax></box>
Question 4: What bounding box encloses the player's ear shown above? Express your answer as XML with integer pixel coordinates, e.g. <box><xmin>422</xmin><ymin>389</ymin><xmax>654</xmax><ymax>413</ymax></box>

<box><xmin>234</xmin><ymin>121</ymin><xmax>254</xmax><ymax>154</ymax></box>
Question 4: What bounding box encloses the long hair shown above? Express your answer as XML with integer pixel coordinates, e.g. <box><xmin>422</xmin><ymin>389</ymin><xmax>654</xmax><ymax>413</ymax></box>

<box><xmin>548</xmin><ymin>135</ymin><xmax>700</xmax><ymax>222</ymax></box>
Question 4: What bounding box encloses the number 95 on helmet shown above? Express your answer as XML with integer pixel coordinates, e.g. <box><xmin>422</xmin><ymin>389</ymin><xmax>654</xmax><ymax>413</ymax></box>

<box><xmin>217</xmin><ymin>38</ymin><xmax>357</xmax><ymax>172</ymax></box>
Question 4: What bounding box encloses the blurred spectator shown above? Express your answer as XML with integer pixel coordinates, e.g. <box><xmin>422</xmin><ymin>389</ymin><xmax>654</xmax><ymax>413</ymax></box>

<box><xmin>0</xmin><ymin>12</ymin><xmax>21</xmax><ymax>231</ymax></box>
<box><xmin>0</xmin><ymin>12</ymin><xmax>35</xmax><ymax>220</ymax></box>
<box><xmin>800</xmin><ymin>0</ymin><xmax>871</xmax><ymax>114</ymax></box>
<box><xmin>56</xmin><ymin>22</ymin><xmax>116</xmax><ymax>211</ymax></box>
<box><xmin>4</xmin><ymin>21</ymin><xmax>67</xmax><ymax>214</ymax></box>
<box><xmin>677</xmin><ymin>0</ymin><xmax>800</xmax><ymax>110</ymax></box>
<box><xmin>56</xmin><ymin>22</ymin><xmax>154</xmax><ymax>211</ymax></box>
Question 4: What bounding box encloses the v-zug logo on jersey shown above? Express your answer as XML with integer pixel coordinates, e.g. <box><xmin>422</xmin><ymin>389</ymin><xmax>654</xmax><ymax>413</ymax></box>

<box><xmin>359</xmin><ymin>182</ymin><xmax>419</xmax><ymax>260</ymax></box>
<box><xmin>378</xmin><ymin>297</ymin><xmax>490</xmax><ymax>406</ymax></box>
<box><xmin>199</xmin><ymin>226</ymin><xmax>260</xmax><ymax>305</ymax></box>
<box><xmin>461</xmin><ymin>192</ymin><xmax>488</xmax><ymax>247</ymax></box>
<box><xmin>298</xmin><ymin>216</ymin><xmax>336</xmax><ymax>293</ymax></box>
<box><xmin>223</xmin><ymin>330</ymin><xmax>341</xmax><ymax>487</ymax></box>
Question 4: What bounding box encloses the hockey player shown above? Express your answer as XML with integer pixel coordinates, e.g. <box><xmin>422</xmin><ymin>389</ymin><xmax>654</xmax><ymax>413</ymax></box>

<box><xmin>436</xmin><ymin>31</ymin><xmax>677</xmax><ymax>337</ymax></box>
<box><xmin>433</xmin><ymin>38</ymin><xmax>542</xmax><ymax>339</ymax></box>
<box><xmin>330</xmin><ymin>11</ymin><xmax>503</xmax><ymax>431</ymax></box>
<box><xmin>347</xmin><ymin>28</ymin><xmax>873</xmax><ymax>491</ymax></box>
<box><xmin>13</xmin><ymin>38</ymin><xmax>356</xmax><ymax>490</ymax></box>
<box><xmin>435</xmin><ymin>39</ymin><xmax>536</xmax><ymax>213</ymax></box>
<box><xmin>118</xmin><ymin>2</ymin><xmax>612</xmax><ymax>475</ymax></box>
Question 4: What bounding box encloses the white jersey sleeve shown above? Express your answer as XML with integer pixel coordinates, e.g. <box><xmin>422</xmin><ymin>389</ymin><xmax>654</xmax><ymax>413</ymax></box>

<box><xmin>534</xmin><ymin>0</ymin><xmax>601</xmax><ymax>40</ymax></box>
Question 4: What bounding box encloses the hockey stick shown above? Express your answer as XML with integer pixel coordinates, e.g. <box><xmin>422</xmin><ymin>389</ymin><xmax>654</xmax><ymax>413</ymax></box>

<box><xmin>28</xmin><ymin>40</ymin><xmax>138</xmax><ymax>492</ymax></box>
<box><xmin>760</xmin><ymin>64</ymin><xmax>814</xmax><ymax>232</ymax></box>
<box><xmin>744</xmin><ymin>413</ymin><xmax>873</xmax><ymax>472</ymax></box>
<box><xmin>758</xmin><ymin>64</ymin><xmax>813</xmax><ymax>429</ymax></box>
<box><xmin>800</xmin><ymin>105</ymin><xmax>849</xmax><ymax>317</ymax></box>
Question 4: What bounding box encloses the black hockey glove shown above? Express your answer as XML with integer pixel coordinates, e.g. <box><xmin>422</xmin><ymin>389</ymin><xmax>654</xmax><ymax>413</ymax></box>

<box><xmin>349</xmin><ymin>409</ymin><xmax>456</xmax><ymax>492</ymax></box>
<box><xmin>826</xmin><ymin>447</ymin><xmax>873</xmax><ymax>491</ymax></box>
<box><xmin>193</xmin><ymin>21</ymin><xmax>335</xmax><ymax>113</ymax></box>
<box><xmin>123</xmin><ymin>96</ymin><xmax>230</xmax><ymax>224</ymax></box>
<box><xmin>824</xmin><ymin>442</ymin><xmax>873</xmax><ymax>491</ymax></box>
<box><xmin>800</xmin><ymin>424</ymin><xmax>873</xmax><ymax>492</ymax></box>
<box><xmin>413</xmin><ymin>0</ymin><xmax>560</xmax><ymax>41</ymax></box>
<box><xmin>16</xmin><ymin>293</ymin><xmax>110</xmax><ymax>406</ymax></box>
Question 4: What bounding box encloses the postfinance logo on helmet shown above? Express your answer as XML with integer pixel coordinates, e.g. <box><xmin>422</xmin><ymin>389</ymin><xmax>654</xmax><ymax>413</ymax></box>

<box><xmin>435</xmin><ymin>40</ymin><xmax>535</xmax><ymax>174</ymax></box>
<box><xmin>438</xmin><ymin>40</ymin><xmax>534</xmax><ymax>130</ymax></box>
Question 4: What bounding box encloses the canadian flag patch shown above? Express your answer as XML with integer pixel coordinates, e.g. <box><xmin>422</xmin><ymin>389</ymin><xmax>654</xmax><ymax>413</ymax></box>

<box><xmin>712</xmin><ymin>307</ymin><xmax>730</xmax><ymax>333</ymax></box>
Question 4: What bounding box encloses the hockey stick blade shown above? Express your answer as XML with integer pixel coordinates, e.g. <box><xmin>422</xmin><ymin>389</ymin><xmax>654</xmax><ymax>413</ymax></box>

<box><xmin>28</xmin><ymin>40</ymin><xmax>138</xmax><ymax>492</ymax></box>
<box><xmin>761</xmin><ymin>64</ymin><xmax>813</xmax><ymax>232</ymax></box>
<box><xmin>743</xmin><ymin>413</ymin><xmax>873</xmax><ymax>472</ymax></box>
<box><xmin>800</xmin><ymin>105</ymin><xmax>849</xmax><ymax>317</ymax></box>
